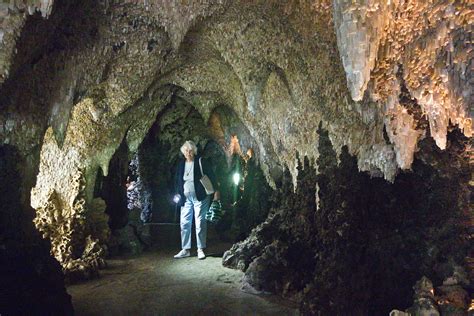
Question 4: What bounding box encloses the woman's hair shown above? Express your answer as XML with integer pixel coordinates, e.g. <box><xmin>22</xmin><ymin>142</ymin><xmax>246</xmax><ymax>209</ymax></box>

<box><xmin>180</xmin><ymin>140</ymin><xmax>198</xmax><ymax>155</ymax></box>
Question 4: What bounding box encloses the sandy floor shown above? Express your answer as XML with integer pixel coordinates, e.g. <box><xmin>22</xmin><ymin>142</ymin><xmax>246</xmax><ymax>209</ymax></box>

<box><xmin>68</xmin><ymin>243</ymin><xmax>298</xmax><ymax>315</ymax></box>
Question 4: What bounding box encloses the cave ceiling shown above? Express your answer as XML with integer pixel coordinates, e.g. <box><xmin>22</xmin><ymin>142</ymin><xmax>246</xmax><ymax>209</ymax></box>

<box><xmin>1</xmin><ymin>0</ymin><xmax>470</xmax><ymax>185</ymax></box>
<box><xmin>0</xmin><ymin>0</ymin><xmax>471</xmax><ymax>213</ymax></box>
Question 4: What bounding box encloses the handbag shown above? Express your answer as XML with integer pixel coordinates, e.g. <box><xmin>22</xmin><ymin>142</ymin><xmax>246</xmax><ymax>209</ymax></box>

<box><xmin>206</xmin><ymin>200</ymin><xmax>223</xmax><ymax>223</ymax></box>
<box><xmin>199</xmin><ymin>158</ymin><xmax>215</xmax><ymax>195</ymax></box>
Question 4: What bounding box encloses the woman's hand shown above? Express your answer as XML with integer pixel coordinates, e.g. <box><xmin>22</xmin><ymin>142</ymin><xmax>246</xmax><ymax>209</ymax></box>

<box><xmin>213</xmin><ymin>191</ymin><xmax>220</xmax><ymax>201</ymax></box>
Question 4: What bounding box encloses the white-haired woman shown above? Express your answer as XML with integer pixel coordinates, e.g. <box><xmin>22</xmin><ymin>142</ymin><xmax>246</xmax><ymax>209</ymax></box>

<box><xmin>173</xmin><ymin>140</ymin><xmax>220</xmax><ymax>259</ymax></box>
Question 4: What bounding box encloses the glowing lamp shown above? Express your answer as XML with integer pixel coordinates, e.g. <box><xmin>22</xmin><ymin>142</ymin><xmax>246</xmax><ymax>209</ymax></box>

<box><xmin>173</xmin><ymin>194</ymin><xmax>181</xmax><ymax>203</ymax></box>
<box><xmin>233</xmin><ymin>172</ymin><xmax>240</xmax><ymax>185</ymax></box>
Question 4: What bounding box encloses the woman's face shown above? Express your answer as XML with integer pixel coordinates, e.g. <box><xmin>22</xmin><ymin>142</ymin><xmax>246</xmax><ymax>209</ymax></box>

<box><xmin>184</xmin><ymin>147</ymin><xmax>195</xmax><ymax>161</ymax></box>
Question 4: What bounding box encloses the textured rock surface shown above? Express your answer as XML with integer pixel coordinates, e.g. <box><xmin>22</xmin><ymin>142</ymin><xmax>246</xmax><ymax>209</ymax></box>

<box><xmin>334</xmin><ymin>0</ymin><xmax>473</xmax><ymax>155</ymax></box>
<box><xmin>223</xmin><ymin>128</ymin><xmax>470</xmax><ymax>314</ymax></box>
<box><xmin>0</xmin><ymin>144</ymin><xmax>73</xmax><ymax>314</ymax></box>
<box><xmin>390</xmin><ymin>267</ymin><xmax>471</xmax><ymax>315</ymax></box>
<box><xmin>0</xmin><ymin>1</ymin><xmax>471</xmax><ymax>182</ymax></box>
<box><xmin>24</xmin><ymin>1</ymin><xmax>174</xmax><ymax>275</ymax></box>
<box><xmin>0</xmin><ymin>0</ymin><xmax>471</xmax><ymax>314</ymax></box>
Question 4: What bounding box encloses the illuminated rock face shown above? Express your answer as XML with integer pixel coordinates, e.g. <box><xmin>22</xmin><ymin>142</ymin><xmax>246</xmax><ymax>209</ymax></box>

<box><xmin>334</xmin><ymin>0</ymin><xmax>472</xmax><ymax>155</ymax></box>
<box><xmin>2</xmin><ymin>1</ymin><xmax>471</xmax><ymax>187</ymax></box>
<box><xmin>0</xmin><ymin>0</ymin><xmax>471</xmax><ymax>314</ymax></box>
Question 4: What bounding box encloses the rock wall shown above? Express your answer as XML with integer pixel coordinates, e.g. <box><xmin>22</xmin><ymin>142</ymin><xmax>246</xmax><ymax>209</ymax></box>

<box><xmin>1</xmin><ymin>1</ymin><xmax>472</xmax><ymax>183</ymax></box>
<box><xmin>223</xmin><ymin>127</ymin><xmax>470</xmax><ymax>314</ymax></box>
<box><xmin>23</xmin><ymin>1</ymin><xmax>175</xmax><ymax>276</ymax></box>
<box><xmin>0</xmin><ymin>144</ymin><xmax>73</xmax><ymax>314</ymax></box>
<box><xmin>0</xmin><ymin>0</ymin><xmax>471</xmax><ymax>313</ymax></box>
<box><xmin>334</xmin><ymin>0</ymin><xmax>472</xmax><ymax>156</ymax></box>
<box><xmin>391</xmin><ymin>273</ymin><xmax>471</xmax><ymax>316</ymax></box>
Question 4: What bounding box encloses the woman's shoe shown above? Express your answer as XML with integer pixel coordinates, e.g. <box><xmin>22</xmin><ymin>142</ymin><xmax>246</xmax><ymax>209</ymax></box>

<box><xmin>174</xmin><ymin>249</ymin><xmax>190</xmax><ymax>258</ymax></box>
<box><xmin>197</xmin><ymin>248</ymin><xmax>206</xmax><ymax>260</ymax></box>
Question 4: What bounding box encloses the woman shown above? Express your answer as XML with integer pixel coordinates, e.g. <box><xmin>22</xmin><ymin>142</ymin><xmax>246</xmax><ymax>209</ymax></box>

<box><xmin>173</xmin><ymin>140</ymin><xmax>220</xmax><ymax>259</ymax></box>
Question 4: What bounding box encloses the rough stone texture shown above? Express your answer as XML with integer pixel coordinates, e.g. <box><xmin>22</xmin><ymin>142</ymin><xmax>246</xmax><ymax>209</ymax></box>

<box><xmin>162</xmin><ymin>0</ymin><xmax>374</xmax><ymax>184</ymax></box>
<box><xmin>30</xmin><ymin>128</ymin><xmax>110</xmax><ymax>279</ymax></box>
<box><xmin>409</xmin><ymin>276</ymin><xmax>441</xmax><ymax>316</ymax></box>
<box><xmin>391</xmin><ymin>268</ymin><xmax>471</xmax><ymax>315</ymax></box>
<box><xmin>334</xmin><ymin>0</ymin><xmax>473</xmax><ymax>156</ymax></box>
<box><xmin>22</xmin><ymin>1</ymin><xmax>175</xmax><ymax>276</ymax></box>
<box><xmin>0</xmin><ymin>5</ymin><xmax>26</xmax><ymax>85</ymax></box>
<box><xmin>0</xmin><ymin>144</ymin><xmax>73</xmax><ymax>314</ymax></box>
<box><xmin>0</xmin><ymin>0</ymin><xmax>471</xmax><ymax>313</ymax></box>
<box><xmin>0</xmin><ymin>1</ymin><xmax>471</xmax><ymax>184</ymax></box>
<box><xmin>125</xmin><ymin>0</ymin><xmax>226</xmax><ymax>51</ymax></box>
<box><xmin>224</xmin><ymin>128</ymin><xmax>470</xmax><ymax>314</ymax></box>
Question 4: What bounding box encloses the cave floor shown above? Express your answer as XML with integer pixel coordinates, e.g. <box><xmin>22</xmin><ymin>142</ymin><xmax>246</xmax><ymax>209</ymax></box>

<box><xmin>67</xmin><ymin>241</ymin><xmax>298</xmax><ymax>315</ymax></box>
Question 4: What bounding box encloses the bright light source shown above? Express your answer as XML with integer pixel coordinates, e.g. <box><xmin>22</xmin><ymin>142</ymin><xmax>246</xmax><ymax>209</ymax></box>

<box><xmin>173</xmin><ymin>194</ymin><xmax>180</xmax><ymax>203</ymax></box>
<box><xmin>233</xmin><ymin>172</ymin><xmax>240</xmax><ymax>185</ymax></box>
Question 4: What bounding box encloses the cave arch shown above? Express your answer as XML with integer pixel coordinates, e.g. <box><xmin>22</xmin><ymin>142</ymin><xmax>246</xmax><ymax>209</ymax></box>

<box><xmin>1</xmin><ymin>1</ymin><xmax>471</xmax><ymax>315</ymax></box>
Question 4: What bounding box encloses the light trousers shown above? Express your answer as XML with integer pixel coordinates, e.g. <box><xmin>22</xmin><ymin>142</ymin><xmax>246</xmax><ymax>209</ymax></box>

<box><xmin>180</xmin><ymin>192</ymin><xmax>210</xmax><ymax>250</ymax></box>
